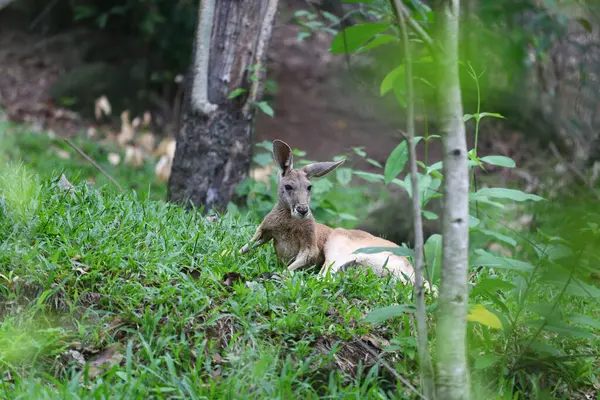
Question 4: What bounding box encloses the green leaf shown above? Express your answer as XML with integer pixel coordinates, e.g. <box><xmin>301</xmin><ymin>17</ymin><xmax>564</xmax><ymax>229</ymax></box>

<box><xmin>474</xmin><ymin>229</ymin><xmax>517</xmax><ymax>247</ymax></box>
<box><xmin>338</xmin><ymin>213</ymin><xmax>358</xmax><ymax>221</ymax></box>
<box><xmin>480</xmin><ymin>156</ymin><xmax>516</xmax><ymax>168</ymax></box>
<box><xmin>256</xmin><ymin>101</ymin><xmax>274</xmax><ymax>117</ymax></box>
<box><xmin>384</xmin><ymin>141</ymin><xmax>407</xmax><ymax>184</ymax></box>
<box><xmin>380</xmin><ymin>65</ymin><xmax>405</xmax><ymax>96</ymax></box>
<box><xmin>523</xmin><ymin>341</ymin><xmax>561</xmax><ymax>357</ymax></box>
<box><xmin>472</xmin><ymin>188</ymin><xmax>544</xmax><ymax>202</ymax></box>
<box><xmin>353</xmin><ymin>147</ymin><xmax>367</xmax><ymax>157</ymax></box>
<box><xmin>354</xmin><ymin>246</ymin><xmax>415</xmax><ymax>258</ymax></box>
<box><xmin>469</xmin><ymin>194</ymin><xmax>505</xmax><ymax>209</ymax></box>
<box><xmin>471</xmin><ymin>250</ymin><xmax>535</xmax><ymax>272</ymax></box>
<box><xmin>383</xmin><ymin>139</ymin><xmax>424</xmax><ymax>184</ymax></box>
<box><xmin>463</xmin><ymin>114</ymin><xmax>474</xmax><ymax>122</ymax></box>
<box><xmin>566</xmin><ymin>313</ymin><xmax>600</xmax><ymax>330</ymax></box>
<box><xmin>540</xmin><ymin>274</ymin><xmax>600</xmax><ymax>298</ymax></box>
<box><xmin>526</xmin><ymin>320</ymin><xmax>595</xmax><ymax>339</ymax></box>
<box><xmin>478</xmin><ymin>112</ymin><xmax>505</xmax><ymax>120</ymax></box>
<box><xmin>467</xmin><ymin>305</ymin><xmax>503</xmax><ymax>330</ymax></box>
<box><xmin>427</xmin><ymin>161</ymin><xmax>443</xmax><ymax>172</ymax></box>
<box><xmin>366</xmin><ymin>158</ymin><xmax>383</xmax><ymax>168</ymax></box>
<box><xmin>534</xmin><ymin>243</ymin><xmax>573</xmax><ymax>261</ymax></box>
<box><xmin>321</xmin><ymin>11</ymin><xmax>340</xmax><ymax>24</ymax></box>
<box><xmin>227</xmin><ymin>88</ymin><xmax>247</xmax><ymax>99</ymax></box>
<box><xmin>424</xmin><ymin>234</ymin><xmax>442</xmax><ymax>283</ymax></box>
<box><xmin>473</xmin><ymin>277</ymin><xmax>517</xmax><ymax>293</ymax></box>
<box><xmin>336</xmin><ymin>168</ymin><xmax>352</xmax><ymax>186</ymax></box>
<box><xmin>421</xmin><ymin>176</ymin><xmax>440</xmax><ymax>202</ymax></box>
<box><xmin>527</xmin><ymin>303</ymin><xmax>562</xmax><ymax>322</ymax></box>
<box><xmin>422</xmin><ymin>210</ymin><xmax>438</xmax><ymax>220</ymax></box>
<box><xmin>364</xmin><ymin>304</ymin><xmax>415</xmax><ymax>324</ymax></box>
<box><xmin>356</xmin><ymin>34</ymin><xmax>398</xmax><ymax>54</ymax></box>
<box><xmin>353</xmin><ymin>171</ymin><xmax>384</xmax><ymax>183</ymax></box>
<box><xmin>577</xmin><ymin>17</ymin><xmax>592</xmax><ymax>33</ymax></box>
<box><xmin>330</xmin><ymin>23</ymin><xmax>390</xmax><ymax>54</ymax></box>
<box><xmin>253</xmin><ymin>153</ymin><xmax>272</xmax><ymax>167</ymax></box>
<box><xmin>297</xmin><ymin>31</ymin><xmax>311</xmax><ymax>41</ymax></box>
<box><xmin>474</xmin><ymin>354</ymin><xmax>501</xmax><ymax>370</ymax></box>
<box><xmin>469</xmin><ymin>215</ymin><xmax>480</xmax><ymax>228</ymax></box>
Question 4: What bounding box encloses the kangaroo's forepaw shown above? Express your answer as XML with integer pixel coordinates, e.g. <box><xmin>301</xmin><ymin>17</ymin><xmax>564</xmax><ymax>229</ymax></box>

<box><xmin>239</xmin><ymin>244</ymin><xmax>249</xmax><ymax>254</ymax></box>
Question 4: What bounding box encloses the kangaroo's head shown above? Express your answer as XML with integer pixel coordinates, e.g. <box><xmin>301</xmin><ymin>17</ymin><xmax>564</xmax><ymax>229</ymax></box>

<box><xmin>272</xmin><ymin>139</ymin><xmax>345</xmax><ymax>220</ymax></box>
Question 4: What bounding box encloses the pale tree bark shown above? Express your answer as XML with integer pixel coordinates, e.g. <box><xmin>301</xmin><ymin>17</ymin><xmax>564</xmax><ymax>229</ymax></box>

<box><xmin>168</xmin><ymin>0</ymin><xmax>279</xmax><ymax>211</ymax></box>
<box><xmin>433</xmin><ymin>0</ymin><xmax>471</xmax><ymax>399</ymax></box>
<box><xmin>391</xmin><ymin>1</ymin><xmax>435</xmax><ymax>399</ymax></box>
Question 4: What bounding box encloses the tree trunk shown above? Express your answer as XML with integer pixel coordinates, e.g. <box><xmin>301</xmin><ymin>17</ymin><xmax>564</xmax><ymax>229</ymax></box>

<box><xmin>168</xmin><ymin>0</ymin><xmax>279</xmax><ymax>211</ymax></box>
<box><xmin>433</xmin><ymin>0</ymin><xmax>471</xmax><ymax>399</ymax></box>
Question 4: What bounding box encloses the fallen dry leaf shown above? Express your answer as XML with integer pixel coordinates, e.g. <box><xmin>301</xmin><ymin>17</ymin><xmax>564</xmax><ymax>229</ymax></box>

<box><xmin>206</xmin><ymin>215</ymin><xmax>219</xmax><ymax>223</ymax></box>
<box><xmin>487</xmin><ymin>242</ymin><xmax>513</xmax><ymax>257</ymax></box>
<box><xmin>87</xmin><ymin>127</ymin><xmax>97</xmax><ymax>138</ymax></box>
<box><xmin>55</xmin><ymin>149</ymin><xmax>71</xmax><ymax>160</ymax></box>
<box><xmin>138</xmin><ymin>132</ymin><xmax>156</xmax><ymax>153</ymax></box>
<box><xmin>360</xmin><ymin>334</ymin><xmax>390</xmax><ymax>351</ymax></box>
<box><xmin>132</xmin><ymin>116</ymin><xmax>141</xmax><ymax>129</ymax></box>
<box><xmin>250</xmin><ymin>165</ymin><xmax>274</xmax><ymax>186</ymax></box>
<box><xmin>85</xmin><ymin>345</ymin><xmax>124</xmax><ymax>380</ymax></box>
<box><xmin>117</xmin><ymin>110</ymin><xmax>134</xmax><ymax>147</ymax></box>
<box><xmin>155</xmin><ymin>155</ymin><xmax>172</xmax><ymax>182</ymax></box>
<box><xmin>154</xmin><ymin>137</ymin><xmax>176</xmax><ymax>159</ymax></box>
<box><xmin>62</xmin><ymin>349</ymin><xmax>86</xmax><ymax>367</ymax></box>
<box><xmin>94</xmin><ymin>96</ymin><xmax>112</xmax><ymax>120</ymax></box>
<box><xmin>143</xmin><ymin>111</ymin><xmax>152</xmax><ymax>127</ymax></box>
<box><xmin>124</xmin><ymin>145</ymin><xmax>144</xmax><ymax>168</ymax></box>
<box><xmin>181</xmin><ymin>266</ymin><xmax>201</xmax><ymax>280</ymax></box>
<box><xmin>107</xmin><ymin>152</ymin><xmax>121</xmax><ymax>166</ymax></box>
<box><xmin>57</xmin><ymin>174</ymin><xmax>74</xmax><ymax>191</ymax></box>
<box><xmin>223</xmin><ymin>272</ymin><xmax>243</xmax><ymax>287</ymax></box>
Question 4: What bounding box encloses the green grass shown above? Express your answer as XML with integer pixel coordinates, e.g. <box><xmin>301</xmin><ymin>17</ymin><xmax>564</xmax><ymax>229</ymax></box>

<box><xmin>0</xmin><ymin>173</ymin><xmax>424</xmax><ymax>399</ymax></box>
<box><xmin>0</xmin><ymin>121</ymin><xmax>165</xmax><ymax>201</ymax></box>
<box><xmin>0</xmin><ymin>120</ymin><xmax>598</xmax><ymax>399</ymax></box>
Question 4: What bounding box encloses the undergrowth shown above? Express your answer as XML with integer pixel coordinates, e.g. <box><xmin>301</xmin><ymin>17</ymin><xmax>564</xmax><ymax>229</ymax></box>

<box><xmin>0</xmin><ymin>173</ymin><xmax>425</xmax><ymax>399</ymax></box>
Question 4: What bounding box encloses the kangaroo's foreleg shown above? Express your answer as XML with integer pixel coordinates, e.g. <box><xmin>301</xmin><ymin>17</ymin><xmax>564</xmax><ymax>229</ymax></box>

<box><xmin>239</xmin><ymin>226</ymin><xmax>271</xmax><ymax>254</ymax></box>
<box><xmin>287</xmin><ymin>248</ymin><xmax>313</xmax><ymax>272</ymax></box>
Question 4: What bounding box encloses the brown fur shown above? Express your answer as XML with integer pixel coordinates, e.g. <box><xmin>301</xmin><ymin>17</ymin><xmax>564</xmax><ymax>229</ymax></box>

<box><xmin>238</xmin><ymin>139</ymin><xmax>416</xmax><ymax>283</ymax></box>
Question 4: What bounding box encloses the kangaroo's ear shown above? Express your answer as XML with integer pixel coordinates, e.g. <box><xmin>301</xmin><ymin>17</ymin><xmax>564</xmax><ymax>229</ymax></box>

<box><xmin>273</xmin><ymin>140</ymin><xmax>293</xmax><ymax>176</ymax></box>
<box><xmin>302</xmin><ymin>159</ymin><xmax>345</xmax><ymax>179</ymax></box>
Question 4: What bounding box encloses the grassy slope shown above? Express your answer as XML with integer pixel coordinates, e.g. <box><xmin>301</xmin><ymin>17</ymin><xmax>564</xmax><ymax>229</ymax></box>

<box><xmin>0</xmin><ymin>169</ymin><xmax>423</xmax><ymax>399</ymax></box>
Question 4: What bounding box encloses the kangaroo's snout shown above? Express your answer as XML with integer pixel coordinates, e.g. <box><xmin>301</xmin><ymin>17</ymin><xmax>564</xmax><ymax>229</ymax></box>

<box><xmin>294</xmin><ymin>204</ymin><xmax>309</xmax><ymax>218</ymax></box>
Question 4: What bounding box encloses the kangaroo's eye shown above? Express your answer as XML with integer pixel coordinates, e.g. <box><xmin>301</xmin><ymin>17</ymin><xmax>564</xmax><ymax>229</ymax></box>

<box><xmin>307</xmin><ymin>185</ymin><xmax>312</xmax><ymax>192</ymax></box>
<box><xmin>285</xmin><ymin>185</ymin><xmax>293</xmax><ymax>191</ymax></box>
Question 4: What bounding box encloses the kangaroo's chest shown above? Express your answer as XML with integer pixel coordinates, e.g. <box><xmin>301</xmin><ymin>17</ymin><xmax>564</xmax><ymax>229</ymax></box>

<box><xmin>271</xmin><ymin>230</ymin><xmax>302</xmax><ymax>263</ymax></box>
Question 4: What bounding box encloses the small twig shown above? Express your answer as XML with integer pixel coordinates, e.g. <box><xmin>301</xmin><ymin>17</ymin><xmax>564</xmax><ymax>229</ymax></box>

<box><xmin>395</xmin><ymin>1</ymin><xmax>435</xmax><ymax>52</ymax></box>
<box><xmin>549</xmin><ymin>142</ymin><xmax>600</xmax><ymax>199</ymax></box>
<box><xmin>61</xmin><ymin>137</ymin><xmax>123</xmax><ymax>192</ymax></box>
<box><xmin>392</xmin><ymin>1</ymin><xmax>435</xmax><ymax>398</ymax></box>
<box><xmin>355</xmin><ymin>339</ymin><xmax>428</xmax><ymax>400</ymax></box>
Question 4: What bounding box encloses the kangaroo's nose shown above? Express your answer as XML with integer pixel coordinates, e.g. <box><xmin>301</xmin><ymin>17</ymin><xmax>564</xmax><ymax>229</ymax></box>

<box><xmin>296</xmin><ymin>205</ymin><xmax>309</xmax><ymax>216</ymax></box>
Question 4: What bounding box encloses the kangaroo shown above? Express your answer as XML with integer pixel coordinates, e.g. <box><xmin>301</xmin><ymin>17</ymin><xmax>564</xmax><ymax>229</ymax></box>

<box><xmin>238</xmin><ymin>140</ymin><xmax>416</xmax><ymax>283</ymax></box>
